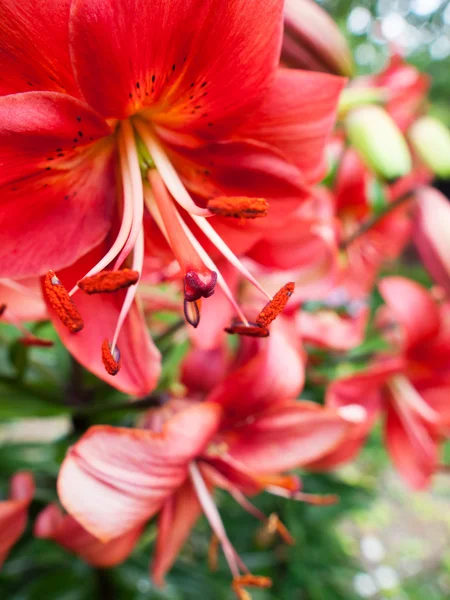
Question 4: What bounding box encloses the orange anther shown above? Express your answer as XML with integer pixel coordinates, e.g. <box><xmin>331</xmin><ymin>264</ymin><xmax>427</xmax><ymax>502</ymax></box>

<box><xmin>232</xmin><ymin>574</ymin><xmax>272</xmax><ymax>600</ymax></box>
<box><xmin>208</xmin><ymin>197</ymin><xmax>269</xmax><ymax>219</ymax></box>
<box><xmin>44</xmin><ymin>271</ymin><xmax>83</xmax><ymax>333</ymax></box>
<box><xmin>208</xmin><ymin>533</ymin><xmax>219</xmax><ymax>572</ymax></box>
<box><xmin>78</xmin><ymin>269</ymin><xmax>140</xmax><ymax>294</ymax></box>
<box><xmin>101</xmin><ymin>339</ymin><xmax>121</xmax><ymax>376</ymax></box>
<box><xmin>0</xmin><ymin>303</ymin><xmax>6</xmax><ymax>317</ymax></box>
<box><xmin>225</xmin><ymin>322</ymin><xmax>269</xmax><ymax>338</ymax></box>
<box><xmin>267</xmin><ymin>514</ymin><xmax>295</xmax><ymax>545</ymax></box>
<box><xmin>18</xmin><ymin>335</ymin><xmax>54</xmax><ymax>347</ymax></box>
<box><xmin>256</xmin><ymin>282</ymin><xmax>295</xmax><ymax>328</ymax></box>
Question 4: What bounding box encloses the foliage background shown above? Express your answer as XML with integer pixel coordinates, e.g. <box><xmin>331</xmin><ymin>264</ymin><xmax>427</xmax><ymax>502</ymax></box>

<box><xmin>1</xmin><ymin>1</ymin><xmax>450</xmax><ymax>599</ymax></box>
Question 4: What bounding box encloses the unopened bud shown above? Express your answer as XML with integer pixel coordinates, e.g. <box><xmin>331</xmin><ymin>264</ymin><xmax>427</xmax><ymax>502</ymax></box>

<box><xmin>346</xmin><ymin>106</ymin><xmax>412</xmax><ymax>181</ymax></box>
<box><xmin>283</xmin><ymin>0</ymin><xmax>353</xmax><ymax>76</ymax></box>
<box><xmin>409</xmin><ymin>116</ymin><xmax>450</xmax><ymax>179</ymax></box>
<box><xmin>338</xmin><ymin>88</ymin><xmax>387</xmax><ymax>119</ymax></box>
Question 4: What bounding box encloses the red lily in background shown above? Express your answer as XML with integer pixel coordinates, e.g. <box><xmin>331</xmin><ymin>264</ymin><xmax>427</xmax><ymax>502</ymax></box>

<box><xmin>0</xmin><ymin>472</ymin><xmax>35</xmax><ymax>567</ymax></box>
<box><xmin>312</xmin><ymin>277</ymin><xmax>450</xmax><ymax>489</ymax></box>
<box><xmin>34</xmin><ymin>503</ymin><xmax>143</xmax><ymax>567</ymax></box>
<box><xmin>0</xmin><ymin>0</ymin><xmax>344</xmax><ymax>395</ymax></box>
<box><xmin>414</xmin><ymin>187</ymin><xmax>450</xmax><ymax>296</ymax></box>
<box><xmin>57</xmin><ymin>321</ymin><xmax>352</xmax><ymax>597</ymax></box>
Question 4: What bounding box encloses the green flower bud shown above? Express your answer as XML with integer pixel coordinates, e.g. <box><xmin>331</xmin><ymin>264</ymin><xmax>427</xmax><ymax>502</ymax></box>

<box><xmin>346</xmin><ymin>106</ymin><xmax>412</xmax><ymax>181</ymax></box>
<box><xmin>409</xmin><ymin>116</ymin><xmax>450</xmax><ymax>179</ymax></box>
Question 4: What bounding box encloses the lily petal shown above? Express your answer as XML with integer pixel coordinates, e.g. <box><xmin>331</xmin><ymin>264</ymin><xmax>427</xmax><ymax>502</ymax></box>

<box><xmin>0</xmin><ymin>472</ymin><xmax>34</xmax><ymax>567</ymax></box>
<box><xmin>43</xmin><ymin>245</ymin><xmax>161</xmax><ymax>397</ymax></box>
<box><xmin>236</xmin><ymin>68</ymin><xmax>346</xmax><ymax>184</ymax></box>
<box><xmin>57</xmin><ymin>403</ymin><xmax>222</xmax><ymax>540</ymax></box>
<box><xmin>226</xmin><ymin>401</ymin><xmax>350</xmax><ymax>472</ymax></box>
<box><xmin>34</xmin><ymin>504</ymin><xmax>142</xmax><ymax>567</ymax></box>
<box><xmin>0</xmin><ymin>92</ymin><xmax>114</xmax><ymax>278</ymax></box>
<box><xmin>70</xmin><ymin>0</ymin><xmax>283</xmax><ymax>129</ymax></box>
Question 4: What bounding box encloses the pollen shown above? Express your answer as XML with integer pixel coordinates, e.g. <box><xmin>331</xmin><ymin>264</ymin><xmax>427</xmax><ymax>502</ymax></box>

<box><xmin>256</xmin><ymin>282</ymin><xmax>295</xmax><ymax>328</ymax></box>
<box><xmin>225</xmin><ymin>322</ymin><xmax>270</xmax><ymax>338</ymax></box>
<box><xmin>78</xmin><ymin>269</ymin><xmax>140</xmax><ymax>294</ymax></box>
<box><xmin>101</xmin><ymin>339</ymin><xmax>121</xmax><ymax>376</ymax></box>
<box><xmin>232</xmin><ymin>574</ymin><xmax>272</xmax><ymax>600</ymax></box>
<box><xmin>44</xmin><ymin>271</ymin><xmax>84</xmax><ymax>333</ymax></box>
<box><xmin>207</xmin><ymin>197</ymin><xmax>269</xmax><ymax>219</ymax></box>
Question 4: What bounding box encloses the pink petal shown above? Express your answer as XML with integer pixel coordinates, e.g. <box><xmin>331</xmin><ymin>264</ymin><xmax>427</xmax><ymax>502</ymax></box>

<box><xmin>236</xmin><ymin>68</ymin><xmax>346</xmax><ymax>184</ymax></box>
<box><xmin>43</xmin><ymin>245</ymin><xmax>161</xmax><ymax>398</ymax></box>
<box><xmin>0</xmin><ymin>472</ymin><xmax>34</xmax><ymax>567</ymax></box>
<box><xmin>151</xmin><ymin>480</ymin><xmax>203</xmax><ymax>586</ymax></box>
<box><xmin>57</xmin><ymin>403</ymin><xmax>222</xmax><ymax>540</ymax></box>
<box><xmin>0</xmin><ymin>278</ymin><xmax>47</xmax><ymax>322</ymax></box>
<box><xmin>226</xmin><ymin>401</ymin><xmax>350</xmax><ymax>472</ymax></box>
<box><xmin>0</xmin><ymin>0</ymin><xmax>78</xmax><ymax>96</ymax></box>
<box><xmin>181</xmin><ymin>346</ymin><xmax>231</xmax><ymax>395</ymax></box>
<box><xmin>34</xmin><ymin>504</ymin><xmax>142</xmax><ymax>567</ymax></box>
<box><xmin>206</xmin><ymin>318</ymin><xmax>305</xmax><ymax>424</ymax></box>
<box><xmin>379</xmin><ymin>276</ymin><xmax>440</xmax><ymax>350</ymax></box>
<box><xmin>0</xmin><ymin>92</ymin><xmax>114</xmax><ymax>278</ymax></box>
<box><xmin>299</xmin><ymin>305</ymin><xmax>369</xmax><ymax>351</ymax></box>
<box><xmin>70</xmin><ymin>0</ymin><xmax>283</xmax><ymax>128</ymax></box>
<box><xmin>414</xmin><ymin>187</ymin><xmax>450</xmax><ymax>296</ymax></box>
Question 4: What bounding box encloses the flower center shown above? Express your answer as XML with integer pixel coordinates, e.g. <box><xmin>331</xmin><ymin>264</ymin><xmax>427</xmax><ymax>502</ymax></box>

<box><xmin>43</xmin><ymin>117</ymin><xmax>295</xmax><ymax>377</ymax></box>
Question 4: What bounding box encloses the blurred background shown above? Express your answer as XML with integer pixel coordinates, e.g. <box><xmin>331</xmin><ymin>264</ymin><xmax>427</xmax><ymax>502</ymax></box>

<box><xmin>1</xmin><ymin>1</ymin><xmax>450</xmax><ymax>599</ymax></box>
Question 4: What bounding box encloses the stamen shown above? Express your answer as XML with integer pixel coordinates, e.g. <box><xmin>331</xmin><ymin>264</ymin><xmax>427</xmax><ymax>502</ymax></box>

<box><xmin>68</xmin><ymin>126</ymin><xmax>136</xmax><ymax>296</ymax></box>
<box><xmin>256</xmin><ymin>282</ymin><xmax>295</xmax><ymax>327</ymax></box>
<box><xmin>225</xmin><ymin>322</ymin><xmax>269</xmax><ymax>338</ymax></box>
<box><xmin>18</xmin><ymin>335</ymin><xmax>54</xmax><ymax>347</ymax></box>
<box><xmin>0</xmin><ymin>303</ymin><xmax>6</xmax><ymax>316</ymax></box>
<box><xmin>44</xmin><ymin>271</ymin><xmax>83</xmax><ymax>333</ymax></box>
<box><xmin>266</xmin><ymin>514</ymin><xmax>295</xmax><ymax>545</ymax></box>
<box><xmin>208</xmin><ymin>533</ymin><xmax>219</xmax><ymax>572</ymax></box>
<box><xmin>189</xmin><ymin>462</ymin><xmax>245</xmax><ymax>578</ymax></box>
<box><xmin>232</xmin><ymin>575</ymin><xmax>272</xmax><ymax>600</ymax></box>
<box><xmin>266</xmin><ymin>485</ymin><xmax>338</xmax><ymax>505</ymax></box>
<box><xmin>134</xmin><ymin>120</ymin><xmax>210</xmax><ymax>217</ymax></box>
<box><xmin>78</xmin><ymin>269</ymin><xmax>140</xmax><ymax>294</ymax></box>
<box><xmin>101</xmin><ymin>339</ymin><xmax>121</xmax><ymax>375</ymax></box>
<box><xmin>207</xmin><ymin>197</ymin><xmax>269</xmax><ymax>219</ymax></box>
<box><xmin>149</xmin><ymin>169</ymin><xmax>217</xmax><ymax>302</ymax></box>
<box><xmin>191</xmin><ymin>214</ymin><xmax>273</xmax><ymax>301</ymax></box>
<box><xmin>184</xmin><ymin>299</ymin><xmax>201</xmax><ymax>328</ymax></box>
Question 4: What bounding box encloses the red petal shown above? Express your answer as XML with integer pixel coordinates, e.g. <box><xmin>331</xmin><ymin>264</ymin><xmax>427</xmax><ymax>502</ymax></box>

<box><xmin>0</xmin><ymin>0</ymin><xmax>78</xmax><ymax>96</ymax></box>
<box><xmin>385</xmin><ymin>403</ymin><xmax>437</xmax><ymax>490</ymax></box>
<box><xmin>70</xmin><ymin>0</ymin><xmax>283</xmax><ymax>126</ymax></box>
<box><xmin>379</xmin><ymin>276</ymin><xmax>440</xmax><ymax>350</ymax></box>
<box><xmin>299</xmin><ymin>306</ymin><xmax>369</xmax><ymax>351</ymax></box>
<box><xmin>151</xmin><ymin>480</ymin><xmax>202</xmax><ymax>586</ymax></box>
<box><xmin>43</xmin><ymin>246</ymin><xmax>161</xmax><ymax>398</ymax></box>
<box><xmin>57</xmin><ymin>403</ymin><xmax>222</xmax><ymax>540</ymax></box>
<box><xmin>226</xmin><ymin>401</ymin><xmax>350</xmax><ymax>472</ymax></box>
<box><xmin>0</xmin><ymin>472</ymin><xmax>34</xmax><ymax>567</ymax></box>
<box><xmin>236</xmin><ymin>68</ymin><xmax>346</xmax><ymax>184</ymax></box>
<box><xmin>34</xmin><ymin>504</ymin><xmax>142</xmax><ymax>567</ymax></box>
<box><xmin>206</xmin><ymin>318</ymin><xmax>305</xmax><ymax>424</ymax></box>
<box><xmin>0</xmin><ymin>93</ymin><xmax>114</xmax><ymax>278</ymax></box>
<box><xmin>414</xmin><ymin>187</ymin><xmax>450</xmax><ymax>296</ymax></box>
<box><xmin>0</xmin><ymin>278</ymin><xmax>47</xmax><ymax>322</ymax></box>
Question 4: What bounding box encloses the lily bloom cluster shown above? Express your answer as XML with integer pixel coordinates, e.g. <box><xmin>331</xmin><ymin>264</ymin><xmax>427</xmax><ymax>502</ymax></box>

<box><xmin>1</xmin><ymin>0</ymin><xmax>450</xmax><ymax>597</ymax></box>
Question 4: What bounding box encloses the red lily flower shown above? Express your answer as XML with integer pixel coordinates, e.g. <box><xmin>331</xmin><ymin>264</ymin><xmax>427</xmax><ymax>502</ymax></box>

<box><xmin>312</xmin><ymin>277</ymin><xmax>450</xmax><ymax>489</ymax></box>
<box><xmin>0</xmin><ymin>0</ymin><xmax>345</xmax><ymax>393</ymax></box>
<box><xmin>34</xmin><ymin>503</ymin><xmax>143</xmax><ymax>567</ymax></box>
<box><xmin>0</xmin><ymin>472</ymin><xmax>35</xmax><ymax>567</ymax></box>
<box><xmin>57</xmin><ymin>322</ymin><xmax>351</xmax><ymax>596</ymax></box>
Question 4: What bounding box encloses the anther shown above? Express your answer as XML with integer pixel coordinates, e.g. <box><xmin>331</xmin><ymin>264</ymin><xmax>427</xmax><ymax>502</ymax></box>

<box><xmin>256</xmin><ymin>282</ymin><xmax>295</xmax><ymax>328</ymax></box>
<box><xmin>18</xmin><ymin>335</ymin><xmax>54</xmax><ymax>347</ymax></box>
<box><xmin>0</xmin><ymin>303</ymin><xmax>6</xmax><ymax>317</ymax></box>
<box><xmin>232</xmin><ymin>574</ymin><xmax>272</xmax><ymax>600</ymax></box>
<box><xmin>266</xmin><ymin>514</ymin><xmax>295</xmax><ymax>545</ymax></box>
<box><xmin>77</xmin><ymin>269</ymin><xmax>140</xmax><ymax>294</ymax></box>
<box><xmin>208</xmin><ymin>533</ymin><xmax>219</xmax><ymax>572</ymax></box>
<box><xmin>101</xmin><ymin>339</ymin><xmax>121</xmax><ymax>376</ymax></box>
<box><xmin>225</xmin><ymin>322</ymin><xmax>269</xmax><ymax>338</ymax></box>
<box><xmin>184</xmin><ymin>270</ymin><xmax>217</xmax><ymax>302</ymax></box>
<box><xmin>184</xmin><ymin>299</ymin><xmax>201</xmax><ymax>328</ymax></box>
<box><xmin>207</xmin><ymin>197</ymin><xmax>269</xmax><ymax>219</ymax></box>
<box><xmin>44</xmin><ymin>271</ymin><xmax>84</xmax><ymax>333</ymax></box>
